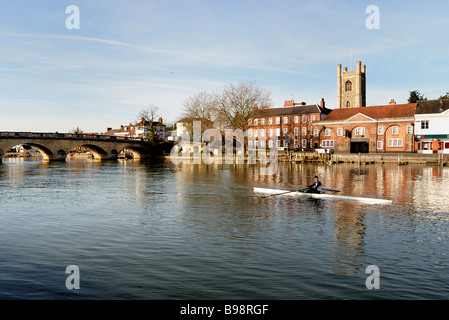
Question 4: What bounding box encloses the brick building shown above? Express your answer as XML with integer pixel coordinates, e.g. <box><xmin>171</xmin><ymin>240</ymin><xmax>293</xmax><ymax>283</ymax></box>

<box><xmin>248</xmin><ymin>99</ymin><xmax>332</xmax><ymax>150</ymax></box>
<box><xmin>313</xmin><ymin>101</ymin><xmax>417</xmax><ymax>153</ymax></box>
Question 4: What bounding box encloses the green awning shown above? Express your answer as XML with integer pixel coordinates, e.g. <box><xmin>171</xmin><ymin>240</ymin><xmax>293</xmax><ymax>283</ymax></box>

<box><xmin>416</xmin><ymin>134</ymin><xmax>449</xmax><ymax>139</ymax></box>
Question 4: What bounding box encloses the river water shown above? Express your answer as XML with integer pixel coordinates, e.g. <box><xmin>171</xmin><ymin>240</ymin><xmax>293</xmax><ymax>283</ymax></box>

<box><xmin>0</xmin><ymin>158</ymin><xmax>448</xmax><ymax>300</ymax></box>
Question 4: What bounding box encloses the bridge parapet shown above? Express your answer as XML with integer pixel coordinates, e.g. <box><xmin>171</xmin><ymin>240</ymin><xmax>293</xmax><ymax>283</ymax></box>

<box><xmin>0</xmin><ymin>131</ymin><xmax>143</xmax><ymax>142</ymax></box>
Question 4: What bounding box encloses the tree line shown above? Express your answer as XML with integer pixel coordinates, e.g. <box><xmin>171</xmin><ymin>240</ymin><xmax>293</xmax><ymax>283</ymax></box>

<box><xmin>408</xmin><ymin>90</ymin><xmax>449</xmax><ymax>103</ymax></box>
<box><xmin>179</xmin><ymin>81</ymin><xmax>272</xmax><ymax>135</ymax></box>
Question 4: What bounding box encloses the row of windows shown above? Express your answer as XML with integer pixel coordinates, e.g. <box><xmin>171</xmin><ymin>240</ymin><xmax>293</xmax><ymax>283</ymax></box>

<box><xmin>249</xmin><ymin>126</ymin><xmax>415</xmax><ymax>138</ymax></box>
<box><xmin>248</xmin><ymin>139</ymin><xmax>313</xmax><ymax>149</ymax></box>
<box><xmin>253</xmin><ymin>115</ymin><xmax>317</xmax><ymax>126</ymax></box>
<box><xmin>248</xmin><ymin>138</ymin><xmax>406</xmax><ymax>149</ymax></box>
<box><xmin>248</xmin><ymin>128</ymin><xmax>320</xmax><ymax>137</ymax></box>
<box><xmin>324</xmin><ymin>125</ymin><xmax>414</xmax><ymax>137</ymax></box>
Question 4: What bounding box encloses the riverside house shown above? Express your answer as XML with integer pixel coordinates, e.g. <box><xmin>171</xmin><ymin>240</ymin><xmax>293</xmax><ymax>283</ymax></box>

<box><xmin>313</xmin><ymin>100</ymin><xmax>417</xmax><ymax>153</ymax></box>
<box><xmin>104</xmin><ymin>117</ymin><xmax>166</xmax><ymax>141</ymax></box>
<box><xmin>414</xmin><ymin>99</ymin><xmax>449</xmax><ymax>154</ymax></box>
<box><xmin>248</xmin><ymin>99</ymin><xmax>332</xmax><ymax>151</ymax></box>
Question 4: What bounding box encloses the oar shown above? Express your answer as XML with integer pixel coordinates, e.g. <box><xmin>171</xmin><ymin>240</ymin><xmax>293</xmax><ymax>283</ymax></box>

<box><xmin>260</xmin><ymin>188</ymin><xmax>305</xmax><ymax>198</ymax></box>
<box><xmin>321</xmin><ymin>188</ymin><xmax>341</xmax><ymax>193</ymax></box>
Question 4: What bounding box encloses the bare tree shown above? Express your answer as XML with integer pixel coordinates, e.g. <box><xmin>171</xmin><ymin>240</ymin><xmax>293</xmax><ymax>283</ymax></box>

<box><xmin>213</xmin><ymin>81</ymin><xmax>271</xmax><ymax>132</ymax></box>
<box><xmin>137</xmin><ymin>104</ymin><xmax>159</xmax><ymax>122</ymax></box>
<box><xmin>181</xmin><ymin>91</ymin><xmax>215</xmax><ymax>135</ymax></box>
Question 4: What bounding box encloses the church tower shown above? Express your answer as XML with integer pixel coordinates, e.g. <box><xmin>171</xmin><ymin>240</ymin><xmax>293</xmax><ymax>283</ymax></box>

<box><xmin>337</xmin><ymin>61</ymin><xmax>366</xmax><ymax>108</ymax></box>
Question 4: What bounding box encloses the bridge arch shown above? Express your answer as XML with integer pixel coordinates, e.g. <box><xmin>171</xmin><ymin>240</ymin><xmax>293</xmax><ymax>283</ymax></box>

<box><xmin>76</xmin><ymin>144</ymin><xmax>109</xmax><ymax>160</ymax></box>
<box><xmin>118</xmin><ymin>146</ymin><xmax>148</xmax><ymax>159</ymax></box>
<box><xmin>1</xmin><ymin>143</ymin><xmax>53</xmax><ymax>161</ymax></box>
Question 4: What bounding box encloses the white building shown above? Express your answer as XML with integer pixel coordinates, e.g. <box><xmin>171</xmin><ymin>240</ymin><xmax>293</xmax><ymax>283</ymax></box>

<box><xmin>415</xmin><ymin>99</ymin><xmax>449</xmax><ymax>154</ymax></box>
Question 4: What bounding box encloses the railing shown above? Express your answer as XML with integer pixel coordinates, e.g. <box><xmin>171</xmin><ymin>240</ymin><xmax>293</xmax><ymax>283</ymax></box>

<box><xmin>0</xmin><ymin>131</ymin><xmax>144</xmax><ymax>142</ymax></box>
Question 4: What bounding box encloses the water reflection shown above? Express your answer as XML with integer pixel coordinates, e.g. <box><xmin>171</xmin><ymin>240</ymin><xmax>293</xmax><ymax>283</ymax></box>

<box><xmin>0</xmin><ymin>159</ymin><xmax>448</xmax><ymax>299</ymax></box>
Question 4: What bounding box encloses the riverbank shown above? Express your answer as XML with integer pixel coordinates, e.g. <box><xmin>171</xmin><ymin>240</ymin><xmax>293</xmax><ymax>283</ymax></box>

<box><xmin>163</xmin><ymin>151</ymin><xmax>448</xmax><ymax>166</ymax></box>
<box><xmin>285</xmin><ymin>151</ymin><xmax>448</xmax><ymax>166</ymax></box>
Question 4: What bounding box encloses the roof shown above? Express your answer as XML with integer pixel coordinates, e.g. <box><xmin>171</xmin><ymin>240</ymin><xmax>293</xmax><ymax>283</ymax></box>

<box><xmin>317</xmin><ymin>103</ymin><xmax>417</xmax><ymax>123</ymax></box>
<box><xmin>257</xmin><ymin>104</ymin><xmax>332</xmax><ymax>117</ymax></box>
<box><xmin>415</xmin><ymin>99</ymin><xmax>449</xmax><ymax>114</ymax></box>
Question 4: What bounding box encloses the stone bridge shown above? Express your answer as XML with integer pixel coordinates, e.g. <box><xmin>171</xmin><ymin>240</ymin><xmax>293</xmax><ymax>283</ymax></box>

<box><xmin>0</xmin><ymin>132</ymin><xmax>154</xmax><ymax>162</ymax></box>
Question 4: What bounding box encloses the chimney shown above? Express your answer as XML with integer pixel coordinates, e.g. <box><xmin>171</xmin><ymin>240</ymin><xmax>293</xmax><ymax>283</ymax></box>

<box><xmin>320</xmin><ymin>98</ymin><xmax>325</xmax><ymax>109</ymax></box>
<box><xmin>158</xmin><ymin>117</ymin><xmax>163</xmax><ymax>123</ymax></box>
<box><xmin>389</xmin><ymin>99</ymin><xmax>396</xmax><ymax>105</ymax></box>
<box><xmin>107</xmin><ymin>127</ymin><xmax>112</xmax><ymax>132</ymax></box>
<box><xmin>284</xmin><ymin>100</ymin><xmax>294</xmax><ymax>107</ymax></box>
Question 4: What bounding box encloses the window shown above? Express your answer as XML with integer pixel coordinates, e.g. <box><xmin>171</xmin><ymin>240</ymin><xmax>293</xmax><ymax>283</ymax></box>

<box><xmin>268</xmin><ymin>118</ymin><xmax>273</xmax><ymax>125</ymax></box>
<box><xmin>302</xmin><ymin>127</ymin><xmax>307</xmax><ymax>136</ymax></box>
<box><xmin>248</xmin><ymin>140</ymin><xmax>253</xmax><ymax>148</ymax></box>
<box><xmin>294</xmin><ymin>116</ymin><xmax>299</xmax><ymax>124</ymax></box>
<box><xmin>276</xmin><ymin>140</ymin><xmax>280</xmax><ymax>148</ymax></box>
<box><xmin>283</xmin><ymin>116</ymin><xmax>288</xmax><ymax>124</ymax></box>
<box><xmin>283</xmin><ymin>140</ymin><xmax>288</xmax><ymax>148</ymax></box>
<box><xmin>337</xmin><ymin>128</ymin><xmax>344</xmax><ymax>136</ymax></box>
<box><xmin>392</xmin><ymin>126</ymin><xmax>399</xmax><ymax>135</ymax></box>
<box><xmin>302</xmin><ymin>115</ymin><xmax>307</xmax><ymax>123</ymax></box>
<box><xmin>268</xmin><ymin>129</ymin><xmax>273</xmax><ymax>137</ymax></box>
<box><xmin>378</xmin><ymin>126</ymin><xmax>384</xmax><ymax>135</ymax></box>
<box><xmin>346</xmin><ymin>101</ymin><xmax>351</xmax><ymax>108</ymax></box>
<box><xmin>377</xmin><ymin>141</ymin><xmax>383</xmax><ymax>149</ymax></box>
<box><xmin>276</xmin><ymin>128</ymin><xmax>280</xmax><ymax>136</ymax></box>
<box><xmin>260</xmin><ymin>140</ymin><xmax>266</xmax><ymax>148</ymax></box>
<box><xmin>355</xmin><ymin>127</ymin><xmax>365</xmax><ymax>136</ymax></box>
<box><xmin>269</xmin><ymin>140</ymin><xmax>273</xmax><ymax>148</ymax></box>
<box><xmin>283</xmin><ymin>128</ymin><xmax>288</xmax><ymax>135</ymax></box>
<box><xmin>388</xmin><ymin>139</ymin><xmax>403</xmax><ymax>147</ymax></box>
<box><xmin>294</xmin><ymin>139</ymin><xmax>298</xmax><ymax>148</ymax></box>
<box><xmin>302</xmin><ymin>139</ymin><xmax>307</xmax><ymax>148</ymax></box>
<box><xmin>314</xmin><ymin>129</ymin><xmax>319</xmax><ymax>137</ymax></box>
<box><xmin>421</xmin><ymin>120</ymin><xmax>429</xmax><ymax>129</ymax></box>
<box><xmin>260</xmin><ymin>129</ymin><xmax>265</xmax><ymax>137</ymax></box>
<box><xmin>261</xmin><ymin>118</ymin><xmax>265</xmax><ymax>125</ymax></box>
<box><xmin>248</xmin><ymin>129</ymin><xmax>253</xmax><ymax>137</ymax></box>
<box><xmin>407</xmin><ymin>126</ymin><xmax>413</xmax><ymax>134</ymax></box>
<box><xmin>345</xmin><ymin>80</ymin><xmax>352</xmax><ymax>91</ymax></box>
<box><xmin>294</xmin><ymin>127</ymin><xmax>299</xmax><ymax>136</ymax></box>
<box><xmin>276</xmin><ymin>117</ymin><xmax>280</xmax><ymax>124</ymax></box>
<box><xmin>254</xmin><ymin>141</ymin><xmax>258</xmax><ymax>148</ymax></box>
<box><xmin>254</xmin><ymin>130</ymin><xmax>258</xmax><ymax>137</ymax></box>
<box><xmin>254</xmin><ymin>119</ymin><xmax>258</xmax><ymax>125</ymax></box>
<box><xmin>325</xmin><ymin>128</ymin><xmax>331</xmax><ymax>137</ymax></box>
<box><xmin>322</xmin><ymin>140</ymin><xmax>335</xmax><ymax>148</ymax></box>
<box><xmin>311</xmin><ymin>115</ymin><xmax>316</xmax><ymax>122</ymax></box>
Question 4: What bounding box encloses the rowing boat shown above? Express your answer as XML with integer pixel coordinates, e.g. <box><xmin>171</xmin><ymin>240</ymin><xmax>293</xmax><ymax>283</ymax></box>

<box><xmin>253</xmin><ymin>187</ymin><xmax>393</xmax><ymax>205</ymax></box>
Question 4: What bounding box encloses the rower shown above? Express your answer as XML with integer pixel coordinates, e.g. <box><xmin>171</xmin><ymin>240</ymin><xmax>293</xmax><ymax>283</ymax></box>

<box><xmin>306</xmin><ymin>176</ymin><xmax>322</xmax><ymax>194</ymax></box>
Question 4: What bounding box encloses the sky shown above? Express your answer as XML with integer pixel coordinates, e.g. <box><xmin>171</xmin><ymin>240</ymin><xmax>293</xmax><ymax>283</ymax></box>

<box><xmin>0</xmin><ymin>0</ymin><xmax>448</xmax><ymax>133</ymax></box>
